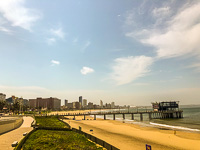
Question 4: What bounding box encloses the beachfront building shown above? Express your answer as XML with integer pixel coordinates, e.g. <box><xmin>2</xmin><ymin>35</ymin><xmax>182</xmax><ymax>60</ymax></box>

<box><xmin>29</xmin><ymin>97</ymin><xmax>61</xmax><ymax>110</ymax></box>
<box><xmin>65</xmin><ymin>100</ymin><xmax>68</xmax><ymax>106</ymax></box>
<box><xmin>0</xmin><ymin>93</ymin><xmax>6</xmax><ymax>102</ymax></box>
<box><xmin>79</xmin><ymin>96</ymin><xmax>82</xmax><ymax>106</ymax></box>
<box><xmin>100</xmin><ymin>100</ymin><xmax>103</xmax><ymax>108</ymax></box>
<box><xmin>83</xmin><ymin>99</ymin><xmax>87</xmax><ymax>108</ymax></box>
<box><xmin>73</xmin><ymin>101</ymin><xmax>81</xmax><ymax>109</ymax></box>
<box><xmin>66</xmin><ymin>102</ymin><xmax>73</xmax><ymax>109</ymax></box>
<box><xmin>88</xmin><ymin>102</ymin><xmax>94</xmax><ymax>109</ymax></box>
<box><xmin>105</xmin><ymin>103</ymin><xmax>111</xmax><ymax>109</ymax></box>
<box><xmin>152</xmin><ymin>101</ymin><xmax>179</xmax><ymax>111</ymax></box>
<box><xmin>111</xmin><ymin>102</ymin><xmax>115</xmax><ymax>108</ymax></box>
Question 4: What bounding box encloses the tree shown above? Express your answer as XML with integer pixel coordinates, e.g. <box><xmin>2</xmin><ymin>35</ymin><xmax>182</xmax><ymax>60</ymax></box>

<box><xmin>0</xmin><ymin>101</ymin><xmax>6</xmax><ymax>112</ymax></box>
<box><xmin>12</xmin><ymin>101</ymin><xmax>20</xmax><ymax>114</ymax></box>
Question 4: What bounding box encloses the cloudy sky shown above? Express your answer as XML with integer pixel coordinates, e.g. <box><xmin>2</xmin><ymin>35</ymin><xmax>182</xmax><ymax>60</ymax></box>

<box><xmin>0</xmin><ymin>0</ymin><xmax>200</xmax><ymax>106</ymax></box>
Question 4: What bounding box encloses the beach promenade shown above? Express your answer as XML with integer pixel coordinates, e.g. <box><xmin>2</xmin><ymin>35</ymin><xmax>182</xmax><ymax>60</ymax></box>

<box><xmin>64</xmin><ymin>118</ymin><xmax>200</xmax><ymax>150</ymax></box>
<box><xmin>0</xmin><ymin>116</ymin><xmax>33</xmax><ymax>150</ymax></box>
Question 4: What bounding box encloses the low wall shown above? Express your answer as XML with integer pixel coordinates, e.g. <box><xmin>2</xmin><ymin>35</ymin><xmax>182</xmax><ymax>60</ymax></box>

<box><xmin>0</xmin><ymin>117</ymin><xmax>23</xmax><ymax>134</ymax></box>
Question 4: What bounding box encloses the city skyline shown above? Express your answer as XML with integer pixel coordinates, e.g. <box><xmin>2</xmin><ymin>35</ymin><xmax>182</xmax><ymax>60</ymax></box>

<box><xmin>0</xmin><ymin>0</ymin><xmax>200</xmax><ymax>106</ymax></box>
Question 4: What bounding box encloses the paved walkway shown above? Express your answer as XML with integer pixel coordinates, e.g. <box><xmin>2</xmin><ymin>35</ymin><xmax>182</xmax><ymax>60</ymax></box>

<box><xmin>0</xmin><ymin>116</ymin><xmax>34</xmax><ymax>150</ymax></box>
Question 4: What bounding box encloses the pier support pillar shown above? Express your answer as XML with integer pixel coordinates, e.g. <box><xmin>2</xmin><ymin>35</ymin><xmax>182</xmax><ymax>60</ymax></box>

<box><xmin>94</xmin><ymin>115</ymin><xmax>96</xmax><ymax>120</ymax></box>
<box><xmin>73</xmin><ymin>116</ymin><xmax>75</xmax><ymax>120</ymax></box>
<box><xmin>149</xmin><ymin>113</ymin><xmax>152</xmax><ymax>120</ymax></box>
<box><xmin>140</xmin><ymin>113</ymin><xmax>143</xmax><ymax>121</ymax></box>
<box><xmin>113</xmin><ymin>114</ymin><xmax>115</xmax><ymax>120</ymax></box>
<box><xmin>83</xmin><ymin>115</ymin><xmax>86</xmax><ymax>120</ymax></box>
<box><xmin>104</xmin><ymin>114</ymin><xmax>106</xmax><ymax>120</ymax></box>
<box><xmin>131</xmin><ymin>114</ymin><xmax>134</xmax><ymax>120</ymax></box>
<box><xmin>123</xmin><ymin>114</ymin><xmax>125</xmax><ymax>120</ymax></box>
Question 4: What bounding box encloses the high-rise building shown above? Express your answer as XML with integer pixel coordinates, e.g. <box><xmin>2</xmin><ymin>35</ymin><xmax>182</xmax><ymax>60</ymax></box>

<box><xmin>65</xmin><ymin>100</ymin><xmax>68</xmax><ymax>106</ymax></box>
<box><xmin>83</xmin><ymin>99</ymin><xmax>87</xmax><ymax>108</ymax></box>
<box><xmin>79</xmin><ymin>96</ymin><xmax>82</xmax><ymax>105</ymax></box>
<box><xmin>111</xmin><ymin>102</ymin><xmax>115</xmax><ymax>108</ymax></box>
<box><xmin>73</xmin><ymin>102</ymin><xmax>81</xmax><ymax>109</ymax></box>
<box><xmin>100</xmin><ymin>100</ymin><xmax>103</xmax><ymax>108</ymax></box>
<box><xmin>88</xmin><ymin>102</ymin><xmax>94</xmax><ymax>109</ymax></box>
<box><xmin>29</xmin><ymin>97</ymin><xmax>61</xmax><ymax>110</ymax></box>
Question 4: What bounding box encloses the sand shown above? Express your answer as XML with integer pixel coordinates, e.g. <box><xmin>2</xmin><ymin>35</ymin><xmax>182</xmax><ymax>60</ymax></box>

<box><xmin>64</xmin><ymin>116</ymin><xmax>200</xmax><ymax>150</ymax></box>
<box><xmin>0</xmin><ymin>116</ymin><xmax>34</xmax><ymax>150</ymax></box>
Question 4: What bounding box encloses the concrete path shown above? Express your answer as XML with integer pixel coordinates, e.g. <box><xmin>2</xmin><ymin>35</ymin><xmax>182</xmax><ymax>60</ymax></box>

<box><xmin>0</xmin><ymin>116</ymin><xmax>34</xmax><ymax>150</ymax></box>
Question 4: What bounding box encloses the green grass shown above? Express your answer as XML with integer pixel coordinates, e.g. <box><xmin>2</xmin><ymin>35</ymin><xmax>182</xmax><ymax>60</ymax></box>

<box><xmin>22</xmin><ymin>130</ymin><xmax>103</xmax><ymax>150</ymax></box>
<box><xmin>35</xmin><ymin>116</ymin><xmax>67</xmax><ymax>128</ymax></box>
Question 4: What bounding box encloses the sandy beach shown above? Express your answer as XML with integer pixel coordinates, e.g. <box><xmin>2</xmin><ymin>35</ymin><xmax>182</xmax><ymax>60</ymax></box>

<box><xmin>64</xmin><ymin>116</ymin><xmax>200</xmax><ymax>150</ymax></box>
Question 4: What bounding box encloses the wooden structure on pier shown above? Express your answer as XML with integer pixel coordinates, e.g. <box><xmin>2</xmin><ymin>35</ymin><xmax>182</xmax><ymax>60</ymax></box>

<box><xmin>152</xmin><ymin>101</ymin><xmax>179</xmax><ymax>111</ymax></box>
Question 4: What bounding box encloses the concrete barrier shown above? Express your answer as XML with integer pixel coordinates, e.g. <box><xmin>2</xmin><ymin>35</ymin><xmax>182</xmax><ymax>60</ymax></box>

<box><xmin>0</xmin><ymin>117</ymin><xmax>23</xmax><ymax>134</ymax></box>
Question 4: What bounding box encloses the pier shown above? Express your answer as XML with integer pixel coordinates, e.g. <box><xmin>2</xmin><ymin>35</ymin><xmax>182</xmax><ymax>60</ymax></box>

<box><xmin>50</xmin><ymin>110</ymin><xmax>183</xmax><ymax>121</ymax></box>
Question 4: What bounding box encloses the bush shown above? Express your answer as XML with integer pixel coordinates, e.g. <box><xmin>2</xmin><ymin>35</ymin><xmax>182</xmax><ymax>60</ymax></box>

<box><xmin>35</xmin><ymin>116</ymin><xmax>66</xmax><ymax>128</ymax></box>
<box><xmin>23</xmin><ymin>130</ymin><xmax>103</xmax><ymax>150</ymax></box>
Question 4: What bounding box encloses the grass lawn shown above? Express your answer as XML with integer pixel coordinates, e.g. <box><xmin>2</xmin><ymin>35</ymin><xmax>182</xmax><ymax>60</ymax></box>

<box><xmin>35</xmin><ymin>116</ymin><xmax>67</xmax><ymax>128</ymax></box>
<box><xmin>23</xmin><ymin>130</ymin><xmax>103</xmax><ymax>150</ymax></box>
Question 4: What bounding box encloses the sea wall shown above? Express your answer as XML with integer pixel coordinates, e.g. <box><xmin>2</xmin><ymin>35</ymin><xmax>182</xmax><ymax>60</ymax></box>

<box><xmin>0</xmin><ymin>117</ymin><xmax>23</xmax><ymax>134</ymax></box>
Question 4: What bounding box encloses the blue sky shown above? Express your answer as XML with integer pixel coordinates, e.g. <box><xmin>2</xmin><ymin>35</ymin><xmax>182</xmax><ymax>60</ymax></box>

<box><xmin>0</xmin><ymin>0</ymin><xmax>200</xmax><ymax>105</ymax></box>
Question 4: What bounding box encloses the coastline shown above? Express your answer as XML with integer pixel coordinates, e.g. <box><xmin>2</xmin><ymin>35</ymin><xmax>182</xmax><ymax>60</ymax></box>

<box><xmin>64</xmin><ymin>116</ymin><xmax>200</xmax><ymax>150</ymax></box>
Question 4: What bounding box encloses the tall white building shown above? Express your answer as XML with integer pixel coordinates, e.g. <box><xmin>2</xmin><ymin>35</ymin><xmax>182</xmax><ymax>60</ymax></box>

<box><xmin>111</xmin><ymin>102</ymin><xmax>115</xmax><ymax>108</ymax></box>
<box><xmin>100</xmin><ymin>100</ymin><xmax>103</xmax><ymax>108</ymax></box>
<box><xmin>0</xmin><ymin>93</ymin><xmax>6</xmax><ymax>102</ymax></box>
<box><xmin>83</xmin><ymin>99</ymin><xmax>87</xmax><ymax>108</ymax></box>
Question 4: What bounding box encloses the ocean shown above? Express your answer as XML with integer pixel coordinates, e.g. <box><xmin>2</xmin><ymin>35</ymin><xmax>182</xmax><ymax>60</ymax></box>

<box><xmin>96</xmin><ymin>105</ymin><xmax>200</xmax><ymax>132</ymax></box>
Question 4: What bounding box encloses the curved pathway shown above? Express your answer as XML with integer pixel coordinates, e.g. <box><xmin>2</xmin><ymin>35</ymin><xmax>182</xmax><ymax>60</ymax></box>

<box><xmin>0</xmin><ymin>116</ymin><xmax>34</xmax><ymax>150</ymax></box>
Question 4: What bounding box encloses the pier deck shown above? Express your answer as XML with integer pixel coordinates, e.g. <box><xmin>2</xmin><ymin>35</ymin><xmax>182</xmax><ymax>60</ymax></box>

<box><xmin>49</xmin><ymin>110</ymin><xmax>183</xmax><ymax>121</ymax></box>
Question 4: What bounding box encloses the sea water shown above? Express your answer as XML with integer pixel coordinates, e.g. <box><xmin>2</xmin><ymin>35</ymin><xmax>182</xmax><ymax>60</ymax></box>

<box><xmin>95</xmin><ymin>105</ymin><xmax>200</xmax><ymax>132</ymax></box>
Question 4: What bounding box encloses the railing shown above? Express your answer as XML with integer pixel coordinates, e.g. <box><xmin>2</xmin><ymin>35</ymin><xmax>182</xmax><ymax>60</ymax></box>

<box><xmin>49</xmin><ymin>110</ymin><xmax>183</xmax><ymax>116</ymax></box>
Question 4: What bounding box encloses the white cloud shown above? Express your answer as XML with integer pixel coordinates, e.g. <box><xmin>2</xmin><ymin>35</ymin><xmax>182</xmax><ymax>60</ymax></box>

<box><xmin>0</xmin><ymin>0</ymin><xmax>41</xmax><ymax>31</ymax></box>
<box><xmin>0</xmin><ymin>26</ymin><xmax>12</xmax><ymax>34</ymax></box>
<box><xmin>50</xmin><ymin>28</ymin><xmax>65</xmax><ymax>39</ymax></box>
<box><xmin>80</xmin><ymin>67</ymin><xmax>94</xmax><ymax>75</ymax></box>
<box><xmin>51</xmin><ymin>60</ymin><xmax>60</xmax><ymax>66</ymax></box>
<box><xmin>81</xmin><ymin>41</ymin><xmax>91</xmax><ymax>52</ymax></box>
<box><xmin>110</xmin><ymin>56</ymin><xmax>154</xmax><ymax>85</ymax></box>
<box><xmin>126</xmin><ymin>2</ymin><xmax>200</xmax><ymax>72</ymax></box>
<box><xmin>47</xmin><ymin>38</ymin><xmax>56</xmax><ymax>45</ymax></box>
<box><xmin>152</xmin><ymin>7</ymin><xmax>170</xmax><ymax>17</ymax></box>
<box><xmin>186</xmin><ymin>63</ymin><xmax>200</xmax><ymax>72</ymax></box>
<box><xmin>72</xmin><ymin>37</ymin><xmax>78</xmax><ymax>44</ymax></box>
<box><xmin>142</xmin><ymin>3</ymin><xmax>200</xmax><ymax>59</ymax></box>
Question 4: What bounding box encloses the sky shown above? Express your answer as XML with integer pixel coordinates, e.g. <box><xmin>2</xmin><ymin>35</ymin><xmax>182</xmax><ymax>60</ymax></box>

<box><xmin>0</xmin><ymin>0</ymin><xmax>200</xmax><ymax>106</ymax></box>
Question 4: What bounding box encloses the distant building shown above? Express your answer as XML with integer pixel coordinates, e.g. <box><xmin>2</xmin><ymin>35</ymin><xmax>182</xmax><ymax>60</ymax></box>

<box><xmin>73</xmin><ymin>101</ymin><xmax>81</xmax><ymax>109</ymax></box>
<box><xmin>79</xmin><ymin>96</ymin><xmax>82</xmax><ymax>106</ymax></box>
<box><xmin>67</xmin><ymin>103</ymin><xmax>73</xmax><ymax>109</ymax></box>
<box><xmin>100</xmin><ymin>100</ymin><xmax>103</xmax><ymax>108</ymax></box>
<box><xmin>105</xmin><ymin>103</ymin><xmax>111</xmax><ymax>108</ymax></box>
<box><xmin>83</xmin><ymin>99</ymin><xmax>87</xmax><ymax>108</ymax></box>
<box><xmin>6</xmin><ymin>96</ymin><xmax>17</xmax><ymax>104</ymax></box>
<box><xmin>88</xmin><ymin>102</ymin><xmax>94</xmax><ymax>109</ymax></box>
<box><xmin>111</xmin><ymin>102</ymin><xmax>115</xmax><ymax>108</ymax></box>
<box><xmin>65</xmin><ymin>100</ymin><xmax>68</xmax><ymax>106</ymax></box>
<box><xmin>0</xmin><ymin>93</ymin><xmax>6</xmax><ymax>102</ymax></box>
<box><xmin>29</xmin><ymin>97</ymin><xmax>61</xmax><ymax>110</ymax></box>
